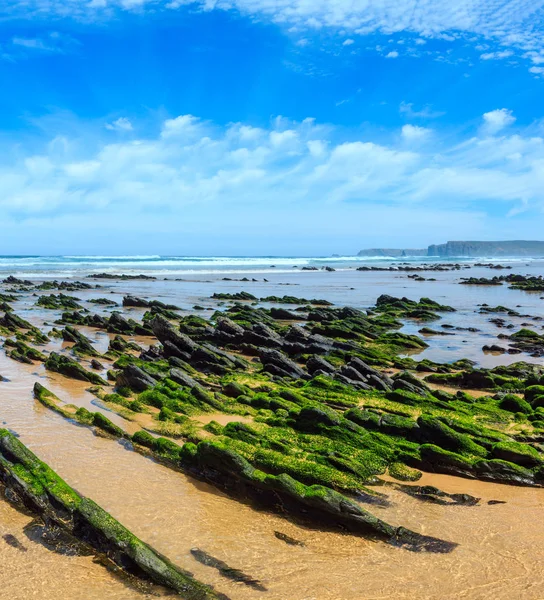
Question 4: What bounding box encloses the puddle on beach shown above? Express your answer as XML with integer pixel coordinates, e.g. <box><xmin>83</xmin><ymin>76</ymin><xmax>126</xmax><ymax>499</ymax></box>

<box><xmin>0</xmin><ymin>266</ymin><xmax>544</xmax><ymax>599</ymax></box>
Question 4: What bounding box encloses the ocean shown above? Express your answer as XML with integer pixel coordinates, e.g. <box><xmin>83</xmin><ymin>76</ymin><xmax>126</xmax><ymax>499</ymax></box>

<box><xmin>0</xmin><ymin>254</ymin><xmax>540</xmax><ymax>278</ymax></box>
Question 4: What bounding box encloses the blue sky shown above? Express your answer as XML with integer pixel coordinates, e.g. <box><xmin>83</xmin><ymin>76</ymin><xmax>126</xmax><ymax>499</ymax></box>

<box><xmin>1</xmin><ymin>0</ymin><xmax>544</xmax><ymax>255</ymax></box>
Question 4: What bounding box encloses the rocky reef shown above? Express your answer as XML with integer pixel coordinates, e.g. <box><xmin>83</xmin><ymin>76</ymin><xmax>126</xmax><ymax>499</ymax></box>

<box><xmin>2</xmin><ymin>278</ymin><xmax>544</xmax><ymax>586</ymax></box>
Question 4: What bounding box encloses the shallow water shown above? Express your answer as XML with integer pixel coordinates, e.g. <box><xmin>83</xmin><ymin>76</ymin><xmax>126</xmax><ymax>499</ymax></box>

<box><xmin>9</xmin><ymin>258</ymin><xmax>544</xmax><ymax>368</ymax></box>
<box><xmin>1</xmin><ymin>262</ymin><xmax>544</xmax><ymax>599</ymax></box>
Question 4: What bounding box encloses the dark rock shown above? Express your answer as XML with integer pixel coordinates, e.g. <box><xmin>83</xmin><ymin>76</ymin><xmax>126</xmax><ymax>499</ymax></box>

<box><xmin>122</xmin><ymin>295</ymin><xmax>150</xmax><ymax>308</ymax></box>
<box><xmin>162</xmin><ymin>340</ymin><xmax>192</xmax><ymax>362</ymax></box>
<box><xmin>273</xmin><ymin>531</ymin><xmax>305</xmax><ymax>547</ymax></box>
<box><xmin>169</xmin><ymin>368</ymin><xmax>198</xmax><ymax>389</ymax></box>
<box><xmin>107</xmin><ymin>312</ymin><xmax>151</xmax><ymax>336</ymax></box>
<box><xmin>150</xmin><ymin>315</ymin><xmax>197</xmax><ymax>353</ymax></box>
<box><xmin>270</xmin><ymin>307</ymin><xmax>304</xmax><ymax>320</ymax></box>
<box><xmin>335</xmin><ymin>374</ymin><xmax>372</xmax><ymax>390</ymax></box>
<box><xmin>396</xmin><ymin>484</ymin><xmax>480</xmax><ymax>506</ymax></box>
<box><xmin>214</xmin><ymin>317</ymin><xmax>245</xmax><ymax>342</ymax></box>
<box><xmin>392</xmin><ymin>379</ymin><xmax>427</xmax><ymax>396</ymax></box>
<box><xmin>139</xmin><ymin>345</ymin><xmax>162</xmax><ymax>362</ymax></box>
<box><xmin>190</xmin><ymin>548</ymin><xmax>267</xmax><ymax>591</ymax></box>
<box><xmin>306</xmin><ymin>356</ymin><xmax>336</xmax><ymax>375</ymax></box>
<box><xmin>116</xmin><ymin>365</ymin><xmax>157</xmax><ymax>392</ymax></box>
<box><xmin>482</xmin><ymin>345</ymin><xmax>507</xmax><ymax>354</ymax></box>
<box><xmin>243</xmin><ymin>323</ymin><xmax>284</xmax><ymax>348</ymax></box>
<box><xmin>339</xmin><ymin>365</ymin><xmax>368</xmax><ymax>384</ymax></box>
<box><xmin>3</xmin><ymin>533</ymin><xmax>27</xmax><ymax>552</ymax></box>
<box><xmin>259</xmin><ymin>349</ymin><xmax>308</xmax><ymax>379</ymax></box>
<box><xmin>475</xmin><ymin>459</ymin><xmax>535</xmax><ymax>486</ymax></box>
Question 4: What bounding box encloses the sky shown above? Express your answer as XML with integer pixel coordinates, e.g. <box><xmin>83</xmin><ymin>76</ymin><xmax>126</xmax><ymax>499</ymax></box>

<box><xmin>1</xmin><ymin>0</ymin><xmax>544</xmax><ymax>255</ymax></box>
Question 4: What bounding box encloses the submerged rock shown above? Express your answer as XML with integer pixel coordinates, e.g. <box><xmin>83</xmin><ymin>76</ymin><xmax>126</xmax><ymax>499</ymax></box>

<box><xmin>3</xmin><ymin>533</ymin><xmax>27</xmax><ymax>552</ymax></box>
<box><xmin>396</xmin><ymin>484</ymin><xmax>480</xmax><ymax>506</ymax></box>
<box><xmin>273</xmin><ymin>531</ymin><xmax>305</xmax><ymax>547</ymax></box>
<box><xmin>190</xmin><ymin>548</ymin><xmax>267</xmax><ymax>591</ymax></box>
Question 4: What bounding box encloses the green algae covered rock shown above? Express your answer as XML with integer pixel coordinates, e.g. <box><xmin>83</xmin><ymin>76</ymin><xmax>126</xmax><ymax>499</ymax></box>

<box><xmin>75</xmin><ymin>406</ymin><xmax>94</xmax><ymax>424</ymax></box>
<box><xmin>498</xmin><ymin>394</ymin><xmax>532</xmax><ymax>414</ymax></box>
<box><xmin>388</xmin><ymin>462</ymin><xmax>422</xmax><ymax>482</ymax></box>
<box><xmin>92</xmin><ymin>412</ymin><xmax>126</xmax><ymax>438</ymax></box>
<box><xmin>491</xmin><ymin>441</ymin><xmax>543</xmax><ymax>468</ymax></box>
<box><xmin>418</xmin><ymin>444</ymin><xmax>476</xmax><ymax>477</ymax></box>
<box><xmin>525</xmin><ymin>385</ymin><xmax>544</xmax><ymax>404</ymax></box>
<box><xmin>5</xmin><ymin>339</ymin><xmax>47</xmax><ymax>363</ymax></box>
<box><xmin>45</xmin><ymin>352</ymin><xmax>107</xmax><ymax>385</ymax></box>
<box><xmin>34</xmin><ymin>383</ymin><xmax>129</xmax><ymax>439</ymax></box>
<box><xmin>417</xmin><ymin>416</ymin><xmax>488</xmax><ymax>457</ymax></box>
<box><xmin>131</xmin><ymin>431</ymin><xmax>182</xmax><ymax>461</ymax></box>
<box><xmin>183</xmin><ymin>441</ymin><xmax>456</xmax><ymax>553</ymax></box>
<box><xmin>33</xmin><ymin>382</ymin><xmax>73</xmax><ymax>419</ymax></box>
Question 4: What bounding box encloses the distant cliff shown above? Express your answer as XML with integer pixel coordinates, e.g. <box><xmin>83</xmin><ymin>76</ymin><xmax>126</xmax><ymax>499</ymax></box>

<box><xmin>427</xmin><ymin>241</ymin><xmax>544</xmax><ymax>257</ymax></box>
<box><xmin>357</xmin><ymin>248</ymin><xmax>427</xmax><ymax>257</ymax></box>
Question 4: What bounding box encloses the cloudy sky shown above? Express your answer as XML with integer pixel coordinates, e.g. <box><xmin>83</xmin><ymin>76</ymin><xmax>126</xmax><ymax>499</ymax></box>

<box><xmin>1</xmin><ymin>0</ymin><xmax>544</xmax><ymax>255</ymax></box>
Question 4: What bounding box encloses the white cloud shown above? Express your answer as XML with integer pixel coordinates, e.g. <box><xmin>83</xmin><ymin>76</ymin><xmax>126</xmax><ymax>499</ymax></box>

<box><xmin>385</xmin><ymin>51</ymin><xmax>399</xmax><ymax>58</ymax></box>
<box><xmin>525</xmin><ymin>51</ymin><xmax>544</xmax><ymax>65</ymax></box>
<box><xmin>6</xmin><ymin>0</ymin><xmax>544</xmax><ymax>72</ymax></box>
<box><xmin>105</xmin><ymin>117</ymin><xmax>134</xmax><ymax>132</ymax></box>
<box><xmin>160</xmin><ymin>114</ymin><xmax>203</xmax><ymax>139</ymax></box>
<box><xmin>307</xmin><ymin>139</ymin><xmax>326</xmax><ymax>156</ymax></box>
<box><xmin>401</xmin><ymin>124</ymin><xmax>431</xmax><ymax>140</ymax></box>
<box><xmin>4</xmin><ymin>108</ymin><xmax>544</xmax><ymax>252</ymax></box>
<box><xmin>12</xmin><ymin>37</ymin><xmax>48</xmax><ymax>49</ymax></box>
<box><xmin>480</xmin><ymin>50</ymin><xmax>513</xmax><ymax>60</ymax></box>
<box><xmin>342</xmin><ymin>38</ymin><xmax>354</xmax><ymax>46</ymax></box>
<box><xmin>269</xmin><ymin>129</ymin><xmax>298</xmax><ymax>147</ymax></box>
<box><xmin>11</xmin><ymin>32</ymin><xmax>76</xmax><ymax>53</ymax></box>
<box><xmin>482</xmin><ymin>108</ymin><xmax>516</xmax><ymax>134</ymax></box>
<box><xmin>1</xmin><ymin>108</ymin><xmax>543</xmax><ymax>233</ymax></box>
<box><xmin>399</xmin><ymin>102</ymin><xmax>445</xmax><ymax>119</ymax></box>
